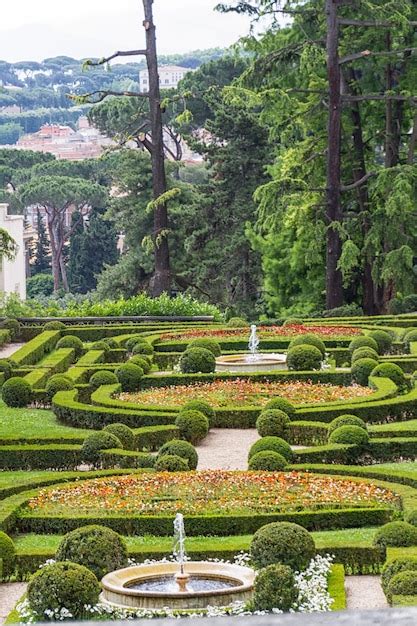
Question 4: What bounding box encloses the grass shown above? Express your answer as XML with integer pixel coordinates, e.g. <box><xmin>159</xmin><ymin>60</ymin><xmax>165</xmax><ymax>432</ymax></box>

<box><xmin>328</xmin><ymin>564</ymin><xmax>346</xmax><ymax>610</ymax></box>
<box><xmin>366</xmin><ymin>461</ymin><xmax>417</xmax><ymax>474</ymax></box>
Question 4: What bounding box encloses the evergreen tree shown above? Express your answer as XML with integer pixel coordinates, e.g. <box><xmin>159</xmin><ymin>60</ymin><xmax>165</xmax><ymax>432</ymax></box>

<box><xmin>31</xmin><ymin>209</ymin><xmax>51</xmax><ymax>275</ymax></box>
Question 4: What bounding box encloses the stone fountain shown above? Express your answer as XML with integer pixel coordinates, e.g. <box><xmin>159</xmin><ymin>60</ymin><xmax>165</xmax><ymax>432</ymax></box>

<box><xmin>215</xmin><ymin>324</ymin><xmax>287</xmax><ymax>373</ymax></box>
<box><xmin>100</xmin><ymin>513</ymin><xmax>255</xmax><ymax>610</ymax></box>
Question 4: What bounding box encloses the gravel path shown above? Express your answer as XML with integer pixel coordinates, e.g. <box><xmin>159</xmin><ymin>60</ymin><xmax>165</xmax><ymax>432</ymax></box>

<box><xmin>345</xmin><ymin>576</ymin><xmax>388</xmax><ymax>610</ymax></box>
<box><xmin>0</xmin><ymin>343</ymin><xmax>24</xmax><ymax>359</ymax></box>
<box><xmin>196</xmin><ymin>429</ymin><xmax>259</xmax><ymax>470</ymax></box>
<box><xmin>0</xmin><ymin>582</ymin><xmax>26</xmax><ymax>624</ymax></box>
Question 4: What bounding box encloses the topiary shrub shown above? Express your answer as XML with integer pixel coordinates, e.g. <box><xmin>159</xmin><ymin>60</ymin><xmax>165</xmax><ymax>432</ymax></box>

<box><xmin>283</xmin><ymin>318</ymin><xmax>300</xmax><ymax>326</ymax></box>
<box><xmin>158</xmin><ymin>439</ymin><xmax>198</xmax><ymax>470</ymax></box>
<box><xmin>55</xmin><ymin>525</ymin><xmax>128</xmax><ymax>580</ymax></box>
<box><xmin>115</xmin><ymin>363</ymin><xmax>144</xmax><ymax>392</ymax></box>
<box><xmin>103</xmin><ymin>423</ymin><xmax>135</xmax><ymax>450</ymax></box>
<box><xmin>348</xmin><ymin>335</ymin><xmax>379</xmax><ymax>354</ymax></box>
<box><xmin>154</xmin><ymin>454</ymin><xmax>189</xmax><ymax>472</ymax></box>
<box><xmin>251</xmin><ymin>522</ymin><xmax>316</xmax><ymax>570</ymax></box>
<box><xmin>227</xmin><ymin>317</ymin><xmax>248</xmax><ymax>328</ymax></box>
<box><xmin>0</xmin><ymin>531</ymin><xmax>15</xmax><ymax>574</ymax></box>
<box><xmin>264</xmin><ymin>397</ymin><xmax>296</xmax><ymax>419</ymax></box>
<box><xmin>387</xmin><ymin>571</ymin><xmax>417</xmax><ymax>603</ymax></box>
<box><xmin>403</xmin><ymin>329</ymin><xmax>417</xmax><ymax>348</ymax></box>
<box><xmin>125</xmin><ymin>335</ymin><xmax>146</xmax><ymax>352</ymax></box>
<box><xmin>182</xmin><ymin>400</ymin><xmax>215</xmax><ymax>424</ymax></box>
<box><xmin>43</xmin><ymin>321</ymin><xmax>66</xmax><ymax>331</ymax></box>
<box><xmin>288</xmin><ymin>334</ymin><xmax>326</xmax><ymax>357</ymax></box>
<box><xmin>2</xmin><ymin>377</ymin><xmax>33</xmax><ymax>407</ymax></box>
<box><xmin>188</xmin><ymin>337</ymin><xmax>222</xmax><ymax>357</ymax></box>
<box><xmin>381</xmin><ymin>557</ymin><xmax>417</xmax><ymax>595</ymax></box>
<box><xmin>89</xmin><ymin>370</ymin><xmax>119</xmax><ymax>389</ymax></box>
<box><xmin>371</xmin><ymin>362</ymin><xmax>408</xmax><ymax>391</ymax></box>
<box><xmin>81</xmin><ymin>432</ymin><xmax>123</xmax><ymax>464</ymax></box>
<box><xmin>129</xmin><ymin>355</ymin><xmax>151</xmax><ymax>374</ymax></box>
<box><xmin>328</xmin><ymin>414</ymin><xmax>367</xmax><ymax>435</ymax></box>
<box><xmin>252</xmin><ymin>563</ymin><xmax>297</xmax><ymax>611</ymax></box>
<box><xmin>328</xmin><ymin>425</ymin><xmax>369</xmax><ymax>446</ymax></box>
<box><xmin>175</xmin><ymin>409</ymin><xmax>209</xmax><ymax>444</ymax></box>
<box><xmin>256</xmin><ymin>409</ymin><xmax>290</xmax><ymax>438</ymax></box>
<box><xmin>27</xmin><ymin>561</ymin><xmax>100</xmax><ymax>619</ymax></box>
<box><xmin>90</xmin><ymin>340</ymin><xmax>111</xmax><ymax>354</ymax></box>
<box><xmin>351</xmin><ymin>347</ymin><xmax>379</xmax><ymax>364</ymax></box>
<box><xmin>179</xmin><ymin>347</ymin><xmax>216</xmax><ymax>374</ymax></box>
<box><xmin>0</xmin><ymin>359</ymin><xmax>13</xmax><ymax>380</ymax></box>
<box><xmin>351</xmin><ymin>357</ymin><xmax>378</xmax><ymax>386</ymax></box>
<box><xmin>286</xmin><ymin>344</ymin><xmax>322</xmax><ymax>371</ymax></box>
<box><xmin>1</xmin><ymin>318</ymin><xmax>20</xmax><ymax>340</ymax></box>
<box><xmin>45</xmin><ymin>375</ymin><xmax>74</xmax><ymax>401</ymax></box>
<box><xmin>132</xmin><ymin>341</ymin><xmax>154</xmax><ymax>356</ymax></box>
<box><xmin>248</xmin><ymin>450</ymin><xmax>287</xmax><ymax>471</ymax></box>
<box><xmin>248</xmin><ymin>436</ymin><xmax>293</xmax><ymax>461</ymax></box>
<box><xmin>368</xmin><ymin>330</ymin><xmax>392</xmax><ymax>355</ymax></box>
<box><xmin>104</xmin><ymin>337</ymin><xmax>119</xmax><ymax>349</ymax></box>
<box><xmin>56</xmin><ymin>335</ymin><xmax>84</xmax><ymax>357</ymax></box>
<box><xmin>374</xmin><ymin>521</ymin><xmax>417</xmax><ymax>548</ymax></box>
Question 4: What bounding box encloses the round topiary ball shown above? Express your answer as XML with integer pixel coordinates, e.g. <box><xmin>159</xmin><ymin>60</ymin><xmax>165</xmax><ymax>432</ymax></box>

<box><xmin>286</xmin><ymin>344</ymin><xmax>322</xmax><ymax>371</ymax></box>
<box><xmin>381</xmin><ymin>557</ymin><xmax>417</xmax><ymax>595</ymax></box>
<box><xmin>328</xmin><ymin>414</ymin><xmax>367</xmax><ymax>435</ymax></box>
<box><xmin>154</xmin><ymin>454</ymin><xmax>189</xmax><ymax>472</ymax></box>
<box><xmin>248</xmin><ymin>450</ymin><xmax>288</xmax><ymax>471</ymax></box>
<box><xmin>90</xmin><ymin>340</ymin><xmax>111</xmax><ymax>354</ymax></box>
<box><xmin>256</xmin><ymin>409</ymin><xmax>290</xmax><ymax>438</ymax></box>
<box><xmin>129</xmin><ymin>355</ymin><xmax>151</xmax><ymax>374</ymax></box>
<box><xmin>403</xmin><ymin>329</ymin><xmax>417</xmax><ymax>348</ymax></box>
<box><xmin>125</xmin><ymin>335</ymin><xmax>146</xmax><ymax>352</ymax></box>
<box><xmin>2</xmin><ymin>377</ymin><xmax>33</xmax><ymax>407</ymax></box>
<box><xmin>374</xmin><ymin>521</ymin><xmax>417</xmax><ymax>547</ymax></box>
<box><xmin>351</xmin><ymin>357</ymin><xmax>379</xmax><ymax>386</ymax></box>
<box><xmin>81</xmin><ymin>432</ymin><xmax>123</xmax><ymax>464</ymax></box>
<box><xmin>115</xmin><ymin>363</ymin><xmax>144</xmax><ymax>392</ymax></box>
<box><xmin>132</xmin><ymin>341</ymin><xmax>154</xmax><ymax>356</ymax></box>
<box><xmin>56</xmin><ymin>335</ymin><xmax>84</xmax><ymax>357</ymax></box>
<box><xmin>43</xmin><ymin>321</ymin><xmax>66</xmax><ymax>331</ymax></box>
<box><xmin>226</xmin><ymin>317</ymin><xmax>248</xmax><ymax>328</ymax></box>
<box><xmin>370</xmin><ymin>362</ymin><xmax>407</xmax><ymax>390</ymax></box>
<box><xmin>252</xmin><ymin>563</ymin><xmax>297</xmax><ymax>611</ymax></box>
<box><xmin>104</xmin><ymin>337</ymin><xmax>119</xmax><ymax>349</ymax></box>
<box><xmin>251</xmin><ymin>522</ymin><xmax>316</xmax><ymax>570</ymax></box>
<box><xmin>188</xmin><ymin>338</ymin><xmax>222</xmax><ymax>357</ymax></box>
<box><xmin>0</xmin><ymin>358</ymin><xmax>13</xmax><ymax>380</ymax></box>
<box><xmin>348</xmin><ymin>335</ymin><xmax>379</xmax><ymax>355</ymax></box>
<box><xmin>351</xmin><ymin>347</ymin><xmax>379</xmax><ymax>364</ymax></box>
<box><xmin>179</xmin><ymin>347</ymin><xmax>216</xmax><ymax>374</ymax></box>
<box><xmin>288</xmin><ymin>334</ymin><xmax>326</xmax><ymax>357</ymax></box>
<box><xmin>182</xmin><ymin>400</ymin><xmax>215</xmax><ymax>424</ymax></box>
<box><xmin>157</xmin><ymin>439</ymin><xmax>198</xmax><ymax>470</ymax></box>
<box><xmin>328</xmin><ymin>425</ymin><xmax>370</xmax><ymax>446</ymax></box>
<box><xmin>89</xmin><ymin>370</ymin><xmax>119</xmax><ymax>389</ymax></box>
<box><xmin>55</xmin><ymin>525</ymin><xmax>128</xmax><ymax>580</ymax></box>
<box><xmin>1</xmin><ymin>318</ymin><xmax>20</xmax><ymax>340</ymax></box>
<box><xmin>175</xmin><ymin>409</ymin><xmax>209</xmax><ymax>445</ymax></box>
<box><xmin>264</xmin><ymin>397</ymin><xmax>296</xmax><ymax>419</ymax></box>
<box><xmin>103</xmin><ymin>423</ymin><xmax>135</xmax><ymax>450</ymax></box>
<box><xmin>27</xmin><ymin>561</ymin><xmax>100</xmax><ymax>619</ymax></box>
<box><xmin>387</xmin><ymin>571</ymin><xmax>417</xmax><ymax>602</ymax></box>
<box><xmin>283</xmin><ymin>318</ymin><xmax>300</xmax><ymax>326</ymax></box>
<box><xmin>368</xmin><ymin>330</ymin><xmax>392</xmax><ymax>355</ymax></box>
<box><xmin>45</xmin><ymin>375</ymin><xmax>74</xmax><ymax>401</ymax></box>
<box><xmin>0</xmin><ymin>531</ymin><xmax>15</xmax><ymax>574</ymax></box>
<box><xmin>248</xmin><ymin>436</ymin><xmax>293</xmax><ymax>461</ymax></box>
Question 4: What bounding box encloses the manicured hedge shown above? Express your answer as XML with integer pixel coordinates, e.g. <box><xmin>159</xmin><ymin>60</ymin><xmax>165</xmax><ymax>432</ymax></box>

<box><xmin>75</xmin><ymin>350</ymin><xmax>105</xmax><ymax>366</ymax></box>
<box><xmin>0</xmin><ymin>445</ymin><xmax>81</xmax><ymax>470</ymax></box>
<box><xmin>0</xmin><ymin>329</ymin><xmax>10</xmax><ymax>347</ymax></box>
<box><xmin>10</xmin><ymin>331</ymin><xmax>60</xmax><ymax>366</ymax></box>
<box><xmin>38</xmin><ymin>348</ymin><xmax>76</xmax><ymax>374</ymax></box>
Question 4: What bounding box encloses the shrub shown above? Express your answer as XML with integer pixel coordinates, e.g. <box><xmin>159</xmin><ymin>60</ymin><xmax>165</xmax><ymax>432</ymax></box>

<box><xmin>248</xmin><ymin>436</ymin><xmax>293</xmax><ymax>461</ymax></box>
<box><xmin>381</xmin><ymin>558</ymin><xmax>417</xmax><ymax>594</ymax></box>
<box><xmin>256</xmin><ymin>409</ymin><xmax>290</xmax><ymax>438</ymax></box>
<box><xmin>252</xmin><ymin>563</ymin><xmax>297</xmax><ymax>611</ymax></box>
<box><xmin>55</xmin><ymin>525</ymin><xmax>128</xmax><ymax>580</ymax></box>
<box><xmin>403</xmin><ymin>329</ymin><xmax>417</xmax><ymax>348</ymax></box>
<box><xmin>349</xmin><ymin>336</ymin><xmax>379</xmax><ymax>354</ymax></box>
<box><xmin>158</xmin><ymin>439</ymin><xmax>198</xmax><ymax>470</ymax></box>
<box><xmin>103</xmin><ymin>423</ymin><xmax>135</xmax><ymax>450</ymax></box>
<box><xmin>43</xmin><ymin>320</ymin><xmax>66</xmax><ymax>331</ymax></box>
<box><xmin>351</xmin><ymin>357</ymin><xmax>378</xmax><ymax>385</ymax></box>
<box><xmin>250</xmin><ymin>522</ymin><xmax>316</xmax><ymax>570</ymax></box>
<box><xmin>264</xmin><ymin>397</ymin><xmax>296</xmax><ymax>419</ymax></box>
<box><xmin>227</xmin><ymin>317</ymin><xmax>248</xmax><ymax>327</ymax></box>
<box><xmin>283</xmin><ymin>318</ymin><xmax>300</xmax><ymax>326</ymax></box>
<box><xmin>27</xmin><ymin>274</ymin><xmax>54</xmax><ymax>299</ymax></box>
<box><xmin>89</xmin><ymin>370</ymin><xmax>119</xmax><ymax>389</ymax></box>
<box><xmin>115</xmin><ymin>363</ymin><xmax>144</xmax><ymax>392</ymax></box>
<box><xmin>403</xmin><ymin>294</ymin><xmax>417</xmax><ymax>313</ymax></box>
<box><xmin>90</xmin><ymin>340</ymin><xmax>111</xmax><ymax>354</ymax></box>
<box><xmin>289</xmin><ymin>334</ymin><xmax>326</xmax><ymax>357</ymax></box>
<box><xmin>1</xmin><ymin>318</ymin><xmax>20</xmax><ymax>340</ymax></box>
<box><xmin>286</xmin><ymin>344</ymin><xmax>322</xmax><ymax>371</ymax></box>
<box><xmin>154</xmin><ymin>454</ymin><xmax>189</xmax><ymax>472</ymax></box>
<box><xmin>188</xmin><ymin>337</ymin><xmax>222</xmax><ymax>357</ymax></box>
<box><xmin>0</xmin><ymin>358</ymin><xmax>13</xmax><ymax>380</ymax></box>
<box><xmin>129</xmin><ymin>355</ymin><xmax>151</xmax><ymax>374</ymax></box>
<box><xmin>368</xmin><ymin>330</ymin><xmax>392</xmax><ymax>355</ymax></box>
<box><xmin>0</xmin><ymin>531</ymin><xmax>15</xmax><ymax>570</ymax></box>
<box><xmin>56</xmin><ymin>335</ymin><xmax>83</xmax><ymax>357</ymax></box>
<box><xmin>248</xmin><ymin>450</ymin><xmax>287</xmax><ymax>471</ymax></box>
<box><xmin>179</xmin><ymin>347</ymin><xmax>216</xmax><ymax>374</ymax></box>
<box><xmin>2</xmin><ymin>377</ymin><xmax>33</xmax><ymax>407</ymax></box>
<box><xmin>328</xmin><ymin>414</ymin><xmax>367</xmax><ymax>435</ymax></box>
<box><xmin>132</xmin><ymin>341</ymin><xmax>154</xmax><ymax>356</ymax></box>
<box><xmin>374</xmin><ymin>521</ymin><xmax>417</xmax><ymax>548</ymax></box>
<box><xmin>328</xmin><ymin>425</ymin><xmax>369</xmax><ymax>446</ymax></box>
<box><xmin>371</xmin><ymin>362</ymin><xmax>408</xmax><ymax>390</ymax></box>
<box><xmin>175</xmin><ymin>409</ymin><xmax>209</xmax><ymax>444</ymax></box>
<box><xmin>45</xmin><ymin>374</ymin><xmax>74</xmax><ymax>401</ymax></box>
<box><xmin>104</xmin><ymin>337</ymin><xmax>118</xmax><ymax>349</ymax></box>
<box><xmin>351</xmin><ymin>347</ymin><xmax>379</xmax><ymax>364</ymax></box>
<box><xmin>81</xmin><ymin>432</ymin><xmax>123</xmax><ymax>464</ymax></box>
<box><xmin>27</xmin><ymin>561</ymin><xmax>100</xmax><ymax>619</ymax></box>
<box><xmin>387</xmin><ymin>571</ymin><xmax>417</xmax><ymax>602</ymax></box>
<box><xmin>182</xmin><ymin>400</ymin><xmax>215</xmax><ymax>424</ymax></box>
<box><xmin>125</xmin><ymin>335</ymin><xmax>146</xmax><ymax>351</ymax></box>
<box><xmin>322</xmin><ymin>304</ymin><xmax>363</xmax><ymax>317</ymax></box>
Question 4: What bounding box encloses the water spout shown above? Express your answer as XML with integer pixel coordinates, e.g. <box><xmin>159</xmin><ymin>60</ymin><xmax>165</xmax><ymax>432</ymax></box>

<box><xmin>248</xmin><ymin>324</ymin><xmax>260</xmax><ymax>361</ymax></box>
<box><xmin>173</xmin><ymin>513</ymin><xmax>190</xmax><ymax>592</ymax></box>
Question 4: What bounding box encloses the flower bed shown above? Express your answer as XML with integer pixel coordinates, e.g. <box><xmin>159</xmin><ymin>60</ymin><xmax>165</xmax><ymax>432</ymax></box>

<box><xmin>121</xmin><ymin>380</ymin><xmax>373</xmax><ymax>408</ymax></box>
<box><xmin>27</xmin><ymin>471</ymin><xmax>398</xmax><ymax>517</ymax></box>
<box><xmin>159</xmin><ymin>325</ymin><xmax>362</xmax><ymax>342</ymax></box>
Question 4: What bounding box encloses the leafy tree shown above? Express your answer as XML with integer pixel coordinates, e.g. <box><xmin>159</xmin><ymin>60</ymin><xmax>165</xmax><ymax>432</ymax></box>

<box><xmin>31</xmin><ymin>208</ymin><xmax>51</xmax><ymax>275</ymax></box>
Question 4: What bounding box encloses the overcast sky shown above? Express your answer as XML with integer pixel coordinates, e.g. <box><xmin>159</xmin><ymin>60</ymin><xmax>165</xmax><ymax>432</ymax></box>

<box><xmin>0</xmin><ymin>1</ymin><xmax>250</xmax><ymax>62</ymax></box>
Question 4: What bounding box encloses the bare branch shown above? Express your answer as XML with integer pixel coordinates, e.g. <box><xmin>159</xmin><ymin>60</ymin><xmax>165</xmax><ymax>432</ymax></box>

<box><xmin>86</xmin><ymin>50</ymin><xmax>147</xmax><ymax>66</ymax></box>
<box><xmin>79</xmin><ymin>90</ymin><xmax>150</xmax><ymax>104</ymax></box>
<box><xmin>341</xmin><ymin>172</ymin><xmax>376</xmax><ymax>191</ymax></box>
<box><xmin>339</xmin><ymin>18</ymin><xmax>417</xmax><ymax>28</ymax></box>
<box><xmin>340</xmin><ymin>47</ymin><xmax>417</xmax><ymax>65</ymax></box>
<box><xmin>343</xmin><ymin>94</ymin><xmax>417</xmax><ymax>103</ymax></box>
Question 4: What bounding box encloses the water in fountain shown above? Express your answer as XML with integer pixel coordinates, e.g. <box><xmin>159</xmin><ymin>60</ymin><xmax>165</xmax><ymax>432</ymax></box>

<box><xmin>248</xmin><ymin>324</ymin><xmax>260</xmax><ymax>362</ymax></box>
<box><xmin>173</xmin><ymin>513</ymin><xmax>187</xmax><ymax>575</ymax></box>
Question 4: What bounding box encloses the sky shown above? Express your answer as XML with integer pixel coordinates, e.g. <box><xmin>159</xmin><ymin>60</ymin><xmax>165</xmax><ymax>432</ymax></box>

<box><xmin>0</xmin><ymin>0</ymin><xmax>250</xmax><ymax>63</ymax></box>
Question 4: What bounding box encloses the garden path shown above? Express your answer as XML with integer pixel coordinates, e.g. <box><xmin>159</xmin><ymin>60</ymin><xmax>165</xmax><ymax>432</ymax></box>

<box><xmin>196</xmin><ymin>428</ymin><xmax>259</xmax><ymax>470</ymax></box>
<box><xmin>0</xmin><ymin>582</ymin><xmax>27</xmax><ymax>624</ymax></box>
<box><xmin>0</xmin><ymin>344</ymin><xmax>24</xmax><ymax>359</ymax></box>
<box><xmin>345</xmin><ymin>576</ymin><xmax>388</xmax><ymax>610</ymax></box>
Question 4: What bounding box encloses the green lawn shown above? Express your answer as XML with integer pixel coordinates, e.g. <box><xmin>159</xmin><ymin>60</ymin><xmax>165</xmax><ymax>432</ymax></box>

<box><xmin>366</xmin><ymin>461</ymin><xmax>417</xmax><ymax>474</ymax></box>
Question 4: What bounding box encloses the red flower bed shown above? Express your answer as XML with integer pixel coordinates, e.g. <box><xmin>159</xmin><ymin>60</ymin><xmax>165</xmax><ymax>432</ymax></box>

<box><xmin>159</xmin><ymin>325</ymin><xmax>362</xmax><ymax>342</ymax></box>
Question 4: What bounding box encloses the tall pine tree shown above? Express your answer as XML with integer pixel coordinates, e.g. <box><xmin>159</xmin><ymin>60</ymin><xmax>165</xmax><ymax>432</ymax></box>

<box><xmin>31</xmin><ymin>208</ymin><xmax>51</xmax><ymax>275</ymax></box>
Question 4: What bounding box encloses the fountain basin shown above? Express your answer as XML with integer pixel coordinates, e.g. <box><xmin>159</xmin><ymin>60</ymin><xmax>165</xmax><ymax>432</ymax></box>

<box><xmin>100</xmin><ymin>561</ymin><xmax>256</xmax><ymax>610</ymax></box>
<box><xmin>215</xmin><ymin>353</ymin><xmax>287</xmax><ymax>373</ymax></box>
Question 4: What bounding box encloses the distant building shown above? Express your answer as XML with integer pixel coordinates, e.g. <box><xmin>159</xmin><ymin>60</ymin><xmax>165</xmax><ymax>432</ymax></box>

<box><xmin>139</xmin><ymin>65</ymin><xmax>193</xmax><ymax>93</ymax></box>
<box><xmin>0</xmin><ymin>204</ymin><xmax>26</xmax><ymax>299</ymax></box>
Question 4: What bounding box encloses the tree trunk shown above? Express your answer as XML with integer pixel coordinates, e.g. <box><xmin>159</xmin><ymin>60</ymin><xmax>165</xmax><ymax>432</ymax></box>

<box><xmin>143</xmin><ymin>0</ymin><xmax>171</xmax><ymax>297</ymax></box>
<box><xmin>325</xmin><ymin>0</ymin><xmax>344</xmax><ymax>310</ymax></box>
<box><xmin>47</xmin><ymin>217</ymin><xmax>60</xmax><ymax>292</ymax></box>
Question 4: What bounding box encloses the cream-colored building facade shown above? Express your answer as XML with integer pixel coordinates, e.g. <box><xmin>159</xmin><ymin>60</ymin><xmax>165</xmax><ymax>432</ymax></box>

<box><xmin>0</xmin><ymin>204</ymin><xmax>26</xmax><ymax>299</ymax></box>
